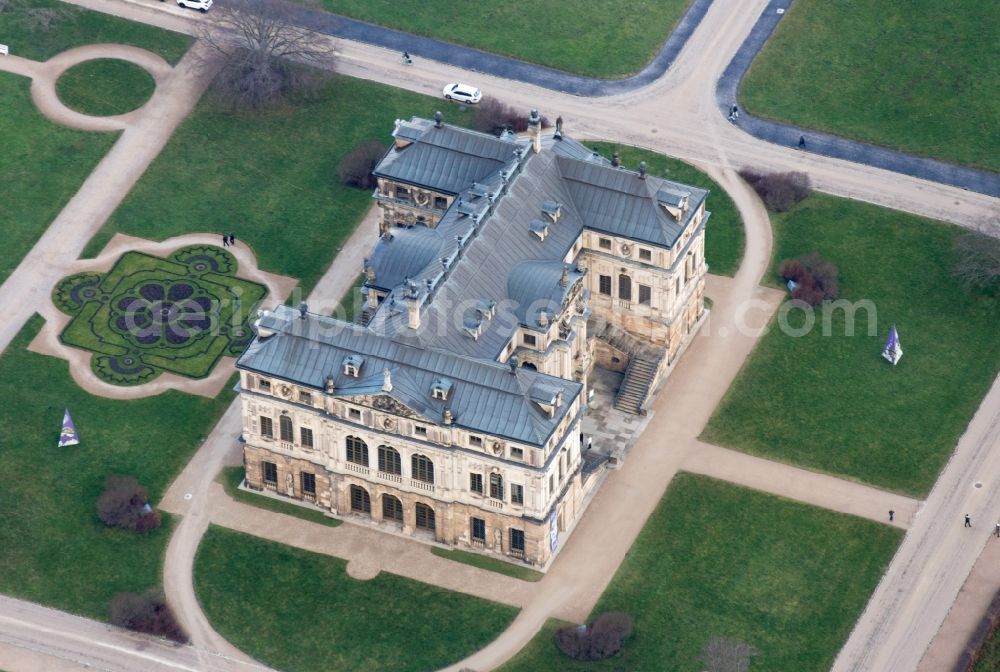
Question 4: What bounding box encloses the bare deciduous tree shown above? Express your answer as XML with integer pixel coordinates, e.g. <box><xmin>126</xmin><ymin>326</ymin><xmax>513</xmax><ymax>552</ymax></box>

<box><xmin>700</xmin><ymin>636</ymin><xmax>758</xmax><ymax>672</ymax></box>
<box><xmin>954</xmin><ymin>222</ymin><xmax>1000</xmax><ymax>291</ymax></box>
<box><xmin>198</xmin><ymin>0</ymin><xmax>335</xmax><ymax>110</ymax></box>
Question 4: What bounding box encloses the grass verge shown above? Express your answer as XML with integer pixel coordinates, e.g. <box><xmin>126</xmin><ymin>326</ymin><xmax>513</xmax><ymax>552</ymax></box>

<box><xmin>0</xmin><ymin>0</ymin><xmax>191</xmax><ymax>63</ymax></box>
<box><xmin>220</xmin><ymin>467</ymin><xmax>341</xmax><ymax>527</ymax></box>
<box><xmin>196</xmin><ymin>526</ymin><xmax>518</xmax><ymax>672</ymax></box>
<box><xmin>0</xmin><ymin>315</ymin><xmax>234</xmax><ymax>619</ymax></box>
<box><xmin>0</xmin><ymin>71</ymin><xmax>115</xmax><ymax>286</ymax></box>
<box><xmin>56</xmin><ymin>58</ymin><xmax>156</xmax><ymax>116</ymax></box>
<box><xmin>740</xmin><ymin>0</ymin><xmax>1000</xmax><ymax>172</ymax></box>
<box><xmin>498</xmin><ymin>473</ymin><xmax>901</xmax><ymax>671</ymax></box>
<box><xmin>85</xmin><ymin>76</ymin><xmax>473</xmax><ymax>296</ymax></box>
<box><xmin>703</xmin><ymin>194</ymin><xmax>1000</xmax><ymax>495</ymax></box>
<box><xmin>431</xmin><ymin>546</ymin><xmax>543</xmax><ymax>583</ymax></box>
<box><xmin>585</xmin><ymin>143</ymin><xmax>744</xmax><ymax>277</ymax></box>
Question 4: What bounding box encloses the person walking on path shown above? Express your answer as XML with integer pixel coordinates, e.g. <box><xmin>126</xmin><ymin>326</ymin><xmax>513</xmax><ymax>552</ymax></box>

<box><xmin>965</xmin><ymin>514</ymin><xmax>972</xmax><ymax>528</ymax></box>
<box><xmin>221</xmin><ymin>233</ymin><xmax>229</xmax><ymax>247</ymax></box>
<box><xmin>889</xmin><ymin>510</ymin><xmax>894</xmax><ymax>522</ymax></box>
<box><xmin>229</xmin><ymin>232</ymin><xmax>237</xmax><ymax>246</ymax></box>
<box><xmin>798</xmin><ymin>135</ymin><xmax>806</xmax><ymax>149</ymax></box>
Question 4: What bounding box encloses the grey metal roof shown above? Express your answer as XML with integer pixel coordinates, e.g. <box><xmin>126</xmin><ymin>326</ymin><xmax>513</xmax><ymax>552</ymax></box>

<box><xmin>373</xmin><ymin>118</ymin><xmax>530</xmax><ymax>195</ymax></box>
<box><xmin>239</xmin><ymin>305</ymin><xmax>581</xmax><ymax>446</ymax></box>
<box><xmin>366</xmin><ymin>225</ymin><xmax>444</xmax><ymax>291</ymax></box>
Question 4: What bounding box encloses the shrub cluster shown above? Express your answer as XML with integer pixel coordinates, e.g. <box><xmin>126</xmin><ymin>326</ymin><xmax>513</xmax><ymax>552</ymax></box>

<box><xmin>556</xmin><ymin>611</ymin><xmax>634</xmax><ymax>661</ymax></box>
<box><xmin>779</xmin><ymin>252</ymin><xmax>840</xmax><ymax>305</ymax></box>
<box><xmin>738</xmin><ymin>169</ymin><xmax>811</xmax><ymax>212</ymax></box>
<box><xmin>336</xmin><ymin>140</ymin><xmax>386</xmax><ymax>190</ymax></box>
<box><xmin>96</xmin><ymin>475</ymin><xmax>161</xmax><ymax>532</ymax></box>
<box><xmin>472</xmin><ymin>98</ymin><xmax>550</xmax><ymax>136</ymax></box>
<box><xmin>110</xmin><ymin>590</ymin><xmax>188</xmax><ymax>643</ymax></box>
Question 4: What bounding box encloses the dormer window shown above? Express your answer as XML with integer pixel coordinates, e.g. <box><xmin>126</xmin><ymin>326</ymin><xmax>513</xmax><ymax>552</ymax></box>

<box><xmin>530</xmin><ymin>219</ymin><xmax>549</xmax><ymax>241</ymax></box>
<box><xmin>463</xmin><ymin>316</ymin><xmax>483</xmax><ymax>340</ymax></box>
<box><xmin>529</xmin><ymin>381</ymin><xmax>561</xmax><ymax>418</ymax></box>
<box><xmin>343</xmin><ymin>355</ymin><xmax>364</xmax><ymax>377</ymax></box>
<box><xmin>475</xmin><ymin>299</ymin><xmax>496</xmax><ymax>320</ymax></box>
<box><xmin>541</xmin><ymin>200</ymin><xmax>562</xmax><ymax>222</ymax></box>
<box><xmin>431</xmin><ymin>378</ymin><xmax>453</xmax><ymax>400</ymax></box>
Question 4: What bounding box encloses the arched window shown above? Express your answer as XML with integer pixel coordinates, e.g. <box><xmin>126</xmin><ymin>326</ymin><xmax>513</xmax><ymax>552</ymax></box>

<box><xmin>378</xmin><ymin>445</ymin><xmax>401</xmax><ymax>475</ymax></box>
<box><xmin>382</xmin><ymin>494</ymin><xmax>403</xmax><ymax>522</ymax></box>
<box><xmin>618</xmin><ymin>274</ymin><xmax>632</xmax><ymax>301</ymax></box>
<box><xmin>350</xmin><ymin>485</ymin><xmax>371</xmax><ymax>514</ymax></box>
<box><xmin>415</xmin><ymin>502</ymin><xmax>435</xmax><ymax>531</ymax></box>
<box><xmin>411</xmin><ymin>454</ymin><xmax>434</xmax><ymax>484</ymax></box>
<box><xmin>346</xmin><ymin>436</ymin><xmax>369</xmax><ymax>466</ymax></box>
<box><xmin>520</xmin><ymin>361</ymin><xmax>537</xmax><ymax>371</ymax></box>
<box><xmin>279</xmin><ymin>415</ymin><xmax>293</xmax><ymax>442</ymax></box>
<box><xmin>489</xmin><ymin>473</ymin><xmax>504</xmax><ymax>500</ymax></box>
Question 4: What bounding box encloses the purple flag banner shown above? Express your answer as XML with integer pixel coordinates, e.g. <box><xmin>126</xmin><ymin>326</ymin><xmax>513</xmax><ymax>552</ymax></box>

<box><xmin>58</xmin><ymin>409</ymin><xmax>80</xmax><ymax>447</ymax></box>
<box><xmin>882</xmin><ymin>325</ymin><xmax>903</xmax><ymax>366</ymax></box>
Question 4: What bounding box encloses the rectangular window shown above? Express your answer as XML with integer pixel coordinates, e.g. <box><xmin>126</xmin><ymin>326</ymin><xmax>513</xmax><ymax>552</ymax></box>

<box><xmin>415</xmin><ymin>425</ymin><xmax>427</xmax><ymax>437</ymax></box>
<box><xmin>523</xmin><ymin>334</ymin><xmax>537</xmax><ymax>347</ymax></box>
<box><xmin>469</xmin><ymin>435</ymin><xmax>483</xmax><ymax>448</ymax></box>
<box><xmin>470</xmin><ymin>473</ymin><xmax>483</xmax><ymax>494</ymax></box>
<box><xmin>396</xmin><ymin>186</ymin><xmax>411</xmax><ymax>201</ymax></box>
<box><xmin>349</xmin><ymin>408</ymin><xmax>361</xmax><ymax>420</ymax></box>
<box><xmin>549</xmin><ymin>474</ymin><xmax>554</xmax><ymax>494</ymax></box>
<box><xmin>511</xmin><ymin>484</ymin><xmax>524</xmax><ymax>505</ymax></box>
<box><xmin>434</xmin><ymin>196</ymin><xmax>448</xmax><ymax>209</ymax></box>
<box><xmin>639</xmin><ymin>285</ymin><xmax>652</xmax><ymax>305</ymax></box>
<box><xmin>298</xmin><ymin>391</ymin><xmax>312</xmax><ymax>405</ymax></box>
<box><xmin>490</xmin><ymin>473</ymin><xmax>504</xmax><ymax>500</ymax></box>
<box><xmin>598</xmin><ymin>237</ymin><xmax>612</xmax><ymax>250</ymax></box>
<box><xmin>279</xmin><ymin>416</ymin><xmax>294</xmax><ymax>442</ymax></box>
<box><xmin>599</xmin><ymin>275</ymin><xmax>612</xmax><ymax>296</ymax></box>
<box><xmin>510</xmin><ymin>447</ymin><xmax>524</xmax><ymax>460</ymax></box>
<box><xmin>301</xmin><ymin>471</ymin><xmax>316</xmax><ymax>494</ymax></box>
<box><xmin>260</xmin><ymin>416</ymin><xmax>273</xmax><ymax>438</ymax></box>
<box><xmin>639</xmin><ymin>248</ymin><xmax>653</xmax><ymax>261</ymax></box>
<box><xmin>300</xmin><ymin>427</ymin><xmax>314</xmax><ymax>448</ymax></box>
<box><xmin>263</xmin><ymin>461</ymin><xmax>277</xmax><ymax>483</ymax></box>
<box><xmin>510</xmin><ymin>528</ymin><xmax>525</xmax><ymax>552</ymax></box>
<box><xmin>258</xmin><ymin>378</ymin><xmax>271</xmax><ymax>392</ymax></box>
<box><xmin>471</xmin><ymin>517</ymin><xmax>486</xmax><ymax>541</ymax></box>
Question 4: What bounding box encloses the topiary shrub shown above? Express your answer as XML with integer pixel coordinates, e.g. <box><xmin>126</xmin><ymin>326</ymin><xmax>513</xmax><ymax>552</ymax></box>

<box><xmin>110</xmin><ymin>589</ymin><xmax>187</xmax><ymax>643</ymax></box>
<box><xmin>96</xmin><ymin>475</ymin><xmax>161</xmax><ymax>532</ymax></box>
<box><xmin>556</xmin><ymin>611</ymin><xmax>634</xmax><ymax>661</ymax></box>
<box><xmin>336</xmin><ymin>139</ymin><xmax>386</xmax><ymax>190</ymax></box>
<box><xmin>779</xmin><ymin>252</ymin><xmax>839</xmax><ymax>305</ymax></box>
<box><xmin>739</xmin><ymin>169</ymin><xmax>811</xmax><ymax>212</ymax></box>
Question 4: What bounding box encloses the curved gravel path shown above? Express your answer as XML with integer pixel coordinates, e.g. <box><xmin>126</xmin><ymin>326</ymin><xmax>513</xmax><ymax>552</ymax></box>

<box><xmin>716</xmin><ymin>0</ymin><xmax>1000</xmax><ymax>198</ymax></box>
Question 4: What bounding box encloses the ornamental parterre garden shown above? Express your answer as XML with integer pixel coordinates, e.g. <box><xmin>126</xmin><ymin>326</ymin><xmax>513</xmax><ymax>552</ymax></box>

<box><xmin>53</xmin><ymin>245</ymin><xmax>266</xmax><ymax>385</ymax></box>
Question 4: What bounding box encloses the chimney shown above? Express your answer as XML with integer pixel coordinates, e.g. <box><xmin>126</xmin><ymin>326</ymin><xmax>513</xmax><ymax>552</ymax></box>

<box><xmin>382</xmin><ymin>368</ymin><xmax>393</xmax><ymax>393</ymax></box>
<box><xmin>434</xmin><ymin>111</ymin><xmax>443</xmax><ymax>128</ymax></box>
<box><xmin>443</xmin><ymin>408</ymin><xmax>453</xmax><ymax>425</ymax></box>
<box><xmin>407</xmin><ymin>294</ymin><xmax>421</xmax><ymax>329</ymax></box>
<box><xmin>298</xmin><ymin>302</ymin><xmax>308</xmax><ymax>319</ymax></box>
<box><xmin>528</xmin><ymin>109</ymin><xmax>541</xmax><ymax>154</ymax></box>
<box><xmin>325</xmin><ymin>374</ymin><xmax>335</xmax><ymax>394</ymax></box>
<box><xmin>554</xmin><ymin>115</ymin><xmax>563</xmax><ymax>140</ymax></box>
<box><xmin>611</xmin><ymin>151</ymin><xmax>621</xmax><ymax>168</ymax></box>
<box><xmin>560</xmin><ymin>265</ymin><xmax>569</xmax><ymax>287</ymax></box>
<box><xmin>508</xmin><ymin>356</ymin><xmax>519</xmax><ymax>373</ymax></box>
<box><xmin>538</xmin><ymin>311</ymin><xmax>548</xmax><ymax>327</ymax></box>
<box><xmin>638</xmin><ymin>161</ymin><xmax>647</xmax><ymax>180</ymax></box>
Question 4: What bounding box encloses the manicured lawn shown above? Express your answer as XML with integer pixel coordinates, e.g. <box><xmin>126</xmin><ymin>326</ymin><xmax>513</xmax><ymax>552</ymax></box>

<box><xmin>85</xmin><ymin>77</ymin><xmax>473</xmax><ymax>296</ymax></box>
<box><xmin>586</xmin><ymin>143</ymin><xmax>744</xmax><ymax>276</ymax></box>
<box><xmin>431</xmin><ymin>547</ymin><xmax>543</xmax><ymax>583</ymax></box>
<box><xmin>0</xmin><ymin>316</ymin><xmax>234</xmax><ymax>620</ymax></box>
<box><xmin>56</xmin><ymin>58</ymin><xmax>156</xmax><ymax>116</ymax></box>
<box><xmin>974</xmin><ymin>624</ymin><xmax>1000</xmax><ymax>672</ymax></box>
<box><xmin>195</xmin><ymin>526</ymin><xmax>519</xmax><ymax>672</ymax></box>
<box><xmin>0</xmin><ymin>71</ymin><xmax>115</xmax><ymax>285</ymax></box>
<box><xmin>499</xmin><ymin>474</ymin><xmax>901</xmax><ymax>672</ymax></box>
<box><xmin>220</xmin><ymin>467</ymin><xmax>341</xmax><ymax>527</ymax></box>
<box><xmin>309</xmin><ymin>0</ymin><xmax>692</xmax><ymax>78</ymax></box>
<box><xmin>703</xmin><ymin>194</ymin><xmax>1000</xmax><ymax>495</ymax></box>
<box><xmin>0</xmin><ymin>0</ymin><xmax>191</xmax><ymax>63</ymax></box>
<box><xmin>740</xmin><ymin>0</ymin><xmax>1000</xmax><ymax>172</ymax></box>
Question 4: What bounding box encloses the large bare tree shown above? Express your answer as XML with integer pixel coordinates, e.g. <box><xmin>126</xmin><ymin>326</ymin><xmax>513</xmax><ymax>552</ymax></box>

<box><xmin>953</xmin><ymin>221</ymin><xmax>1000</xmax><ymax>291</ymax></box>
<box><xmin>198</xmin><ymin>0</ymin><xmax>335</xmax><ymax>109</ymax></box>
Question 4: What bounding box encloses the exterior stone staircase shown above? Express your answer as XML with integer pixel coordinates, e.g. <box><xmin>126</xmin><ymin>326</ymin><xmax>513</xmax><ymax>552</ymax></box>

<box><xmin>588</xmin><ymin>317</ymin><xmax>664</xmax><ymax>415</ymax></box>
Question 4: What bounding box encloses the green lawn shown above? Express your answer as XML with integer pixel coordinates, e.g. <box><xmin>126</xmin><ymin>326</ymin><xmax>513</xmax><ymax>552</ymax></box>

<box><xmin>220</xmin><ymin>467</ymin><xmax>341</xmax><ymax>527</ymax></box>
<box><xmin>56</xmin><ymin>58</ymin><xmax>156</xmax><ymax>116</ymax></box>
<box><xmin>975</xmin><ymin>624</ymin><xmax>1000</xmax><ymax>672</ymax></box>
<box><xmin>85</xmin><ymin>77</ymin><xmax>474</xmax><ymax>296</ymax></box>
<box><xmin>0</xmin><ymin>316</ymin><xmax>234</xmax><ymax>620</ymax></box>
<box><xmin>0</xmin><ymin>0</ymin><xmax>191</xmax><ymax>63</ymax></box>
<box><xmin>586</xmin><ymin>143</ymin><xmax>744</xmax><ymax>277</ymax></box>
<box><xmin>309</xmin><ymin>0</ymin><xmax>692</xmax><ymax>78</ymax></box>
<box><xmin>499</xmin><ymin>474</ymin><xmax>901</xmax><ymax>672</ymax></box>
<box><xmin>431</xmin><ymin>547</ymin><xmax>543</xmax><ymax>583</ymax></box>
<box><xmin>703</xmin><ymin>194</ymin><xmax>1000</xmax><ymax>495</ymax></box>
<box><xmin>0</xmin><ymin>72</ymin><xmax>115</xmax><ymax>285</ymax></box>
<box><xmin>195</xmin><ymin>526</ymin><xmax>519</xmax><ymax>672</ymax></box>
<box><xmin>740</xmin><ymin>0</ymin><xmax>1000</xmax><ymax>172</ymax></box>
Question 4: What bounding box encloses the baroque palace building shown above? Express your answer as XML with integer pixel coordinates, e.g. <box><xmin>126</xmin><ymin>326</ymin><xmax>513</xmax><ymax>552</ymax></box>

<box><xmin>236</xmin><ymin>111</ymin><xmax>709</xmax><ymax>568</ymax></box>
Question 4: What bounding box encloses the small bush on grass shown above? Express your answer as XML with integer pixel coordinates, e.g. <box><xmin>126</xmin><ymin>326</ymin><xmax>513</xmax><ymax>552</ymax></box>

<box><xmin>336</xmin><ymin>139</ymin><xmax>386</xmax><ymax>190</ymax></box>
<box><xmin>96</xmin><ymin>475</ymin><xmax>161</xmax><ymax>532</ymax></box>
<box><xmin>556</xmin><ymin>611</ymin><xmax>634</xmax><ymax>661</ymax></box>
<box><xmin>110</xmin><ymin>589</ymin><xmax>187</xmax><ymax>642</ymax></box>
<box><xmin>779</xmin><ymin>251</ymin><xmax>839</xmax><ymax>305</ymax></box>
<box><xmin>953</xmin><ymin>224</ymin><xmax>1000</xmax><ymax>292</ymax></box>
<box><xmin>739</xmin><ymin>169</ymin><xmax>811</xmax><ymax>212</ymax></box>
<box><xmin>472</xmin><ymin>98</ymin><xmax>549</xmax><ymax>136</ymax></box>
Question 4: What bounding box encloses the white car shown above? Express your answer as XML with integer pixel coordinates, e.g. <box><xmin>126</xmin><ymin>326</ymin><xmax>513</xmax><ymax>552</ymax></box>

<box><xmin>176</xmin><ymin>0</ymin><xmax>212</xmax><ymax>12</ymax></box>
<box><xmin>442</xmin><ymin>83</ymin><xmax>482</xmax><ymax>105</ymax></box>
